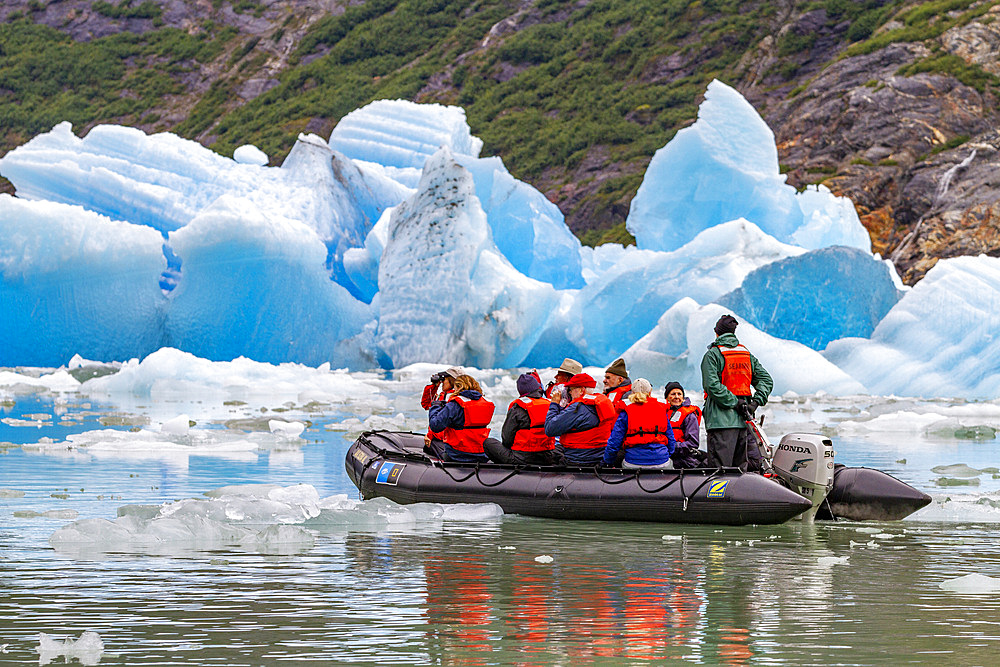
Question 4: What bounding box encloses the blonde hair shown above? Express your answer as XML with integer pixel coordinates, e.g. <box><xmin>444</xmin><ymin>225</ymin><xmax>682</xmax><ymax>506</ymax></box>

<box><xmin>628</xmin><ymin>378</ymin><xmax>653</xmax><ymax>404</ymax></box>
<box><xmin>451</xmin><ymin>374</ymin><xmax>482</xmax><ymax>394</ymax></box>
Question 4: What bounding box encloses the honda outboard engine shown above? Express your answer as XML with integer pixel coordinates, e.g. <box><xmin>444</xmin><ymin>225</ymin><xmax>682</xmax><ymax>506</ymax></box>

<box><xmin>771</xmin><ymin>434</ymin><xmax>835</xmax><ymax>522</ymax></box>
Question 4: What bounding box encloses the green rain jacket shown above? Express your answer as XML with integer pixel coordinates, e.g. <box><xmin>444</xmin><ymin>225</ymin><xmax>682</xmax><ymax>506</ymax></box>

<box><xmin>700</xmin><ymin>332</ymin><xmax>773</xmax><ymax>430</ymax></box>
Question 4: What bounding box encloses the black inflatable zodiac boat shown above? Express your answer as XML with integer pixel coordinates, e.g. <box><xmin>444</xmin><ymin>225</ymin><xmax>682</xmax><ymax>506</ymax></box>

<box><xmin>346</xmin><ymin>431</ymin><xmax>812</xmax><ymax>525</ymax></box>
<box><xmin>346</xmin><ymin>431</ymin><xmax>931</xmax><ymax>526</ymax></box>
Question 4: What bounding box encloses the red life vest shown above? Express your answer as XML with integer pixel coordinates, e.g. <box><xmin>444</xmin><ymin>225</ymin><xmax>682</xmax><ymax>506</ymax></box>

<box><xmin>719</xmin><ymin>345</ymin><xmax>753</xmax><ymax>396</ymax></box>
<box><xmin>669</xmin><ymin>404</ymin><xmax>702</xmax><ymax>443</ymax></box>
<box><xmin>440</xmin><ymin>395</ymin><xmax>495</xmax><ymax>454</ymax></box>
<box><xmin>561</xmin><ymin>393</ymin><xmax>617</xmax><ymax>449</ymax></box>
<box><xmin>622</xmin><ymin>398</ymin><xmax>673</xmax><ymax>448</ymax></box>
<box><xmin>606</xmin><ymin>383</ymin><xmax>631</xmax><ymax>412</ymax></box>
<box><xmin>508</xmin><ymin>396</ymin><xmax>555</xmax><ymax>452</ymax></box>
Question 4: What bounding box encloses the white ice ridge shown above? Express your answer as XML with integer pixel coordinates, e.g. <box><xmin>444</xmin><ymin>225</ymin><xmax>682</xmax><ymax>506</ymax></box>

<box><xmin>49</xmin><ymin>484</ymin><xmax>503</xmax><ymax>553</ymax></box>
<box><xmin>38</xmin><ymin>631</ymin><xmax>104</xmax><ymax>667</ymax></box>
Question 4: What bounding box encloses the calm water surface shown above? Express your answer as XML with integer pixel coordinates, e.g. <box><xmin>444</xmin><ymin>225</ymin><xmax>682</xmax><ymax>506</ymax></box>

<box><xmin>2</xmin><ymin>391</ymin><xmax>1000</xmax><ymax>665</ymax></box>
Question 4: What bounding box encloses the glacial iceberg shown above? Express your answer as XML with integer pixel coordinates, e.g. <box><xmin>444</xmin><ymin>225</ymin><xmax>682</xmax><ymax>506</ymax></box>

<box><xmin>717</xmin><ymin>246</ymin><xmax>903</xmax><ymax>350</ymax></box>
<box><xmin>374</xmin><ymin>148</ymin><xmax>557</xmax><ymax>368</ymax></box>
<box><xmin>625</xmin><ymin>80</ymin><xmax>871</xmax><ymax>253</ymax></box>
<box><xmin>824</xmin><ymin>256</ymin><xmax>1000</xmax><ymax>398</ymax></box>
<box><xmin>166</xmin><ymin>195</ymin><xmax>374</xmax><ymax>367</ymax></box>
<box><xmin>0</xmin><ymin>195</ymin><xmax>167</xmax><ymax>366</ymax></box>
<box><xmin>3</xmin><ymin>79</ymin><xmax>999</xmax><ymax>400</ymax></box>
<box><xmin>622</xmin><ymin>300</ymin><xmax>869</xmax><ymax>395</ymax></box>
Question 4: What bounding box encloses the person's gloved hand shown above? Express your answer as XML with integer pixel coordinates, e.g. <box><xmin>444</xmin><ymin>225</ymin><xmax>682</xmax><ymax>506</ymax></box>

<box><xmin>735</xmin><ymin>398</ymin><xmax>749</xmax><ymax>420</ymax></box>
<box><xmin>746</xmin><ymin>399</ymin><xmax>760</xmax><ymax>418</ymax></box>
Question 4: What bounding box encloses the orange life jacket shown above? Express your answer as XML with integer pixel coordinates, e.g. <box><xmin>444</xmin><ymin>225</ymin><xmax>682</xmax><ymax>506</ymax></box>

<box><xmin>622</xmin><ymin>398</ymin><xmax>674</xmax><ymax>448</ymax></box>
<box><xmin>440</xmin><ymin>395</ymin><xmax>495</xmax><ymax>454</ymax></box>
<box><xmin>669</xmin><ymin>404</ymin><xmax>702</xmax><ymax>443</ymax></box>
<box><xmin>719</xmin><ymin>344</ymin><xmax>753</xmax><ymax>396</ymax></box>
<box><xmin>509</xmin><ymin>396</ymin><xmax>555</xmax><ymax>452</ymax></box>
<box><xmin>561</xmin><ymin>393</ymin><xmax>617</xmax><ymax>449</ymax></box>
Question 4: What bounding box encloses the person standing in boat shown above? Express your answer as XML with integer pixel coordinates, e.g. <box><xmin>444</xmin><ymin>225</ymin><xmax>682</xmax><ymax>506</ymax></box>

<box><xmin>426</xmin><ymin>374</ymin><xmax>496</xmax><ymax>463</ymax></box>
<box><xmin>485</xmin><ymin>373</ymin><xmax>560</xmax><ymax>466</ymax></box>
<box><xmin>545</xmin><ymin>357</ymin><xmax>583</xmax><ymax>401</ymax></box>
<box><xmin>602</xmin><ymin>379</ymin><xmax>676</xmax><ymax>468</ymax></box>
<box><xmin>603</xmin><ymin>358</ymin><xmax>633</xmax><ymax>411</ymax></box>
<box><xmin>700</xmin><ymin>315</ymin><xmax>773</xmax><ymax>472</ymax></box>
<box><xmin>545</xmin><ymin>373</ymin><xmax>617</xmax><ymax>466</ymax></box>
<box><xmin>664</xmin><ymin>381</ymin><xmax>707</xmax><ymax>469</ymax></box>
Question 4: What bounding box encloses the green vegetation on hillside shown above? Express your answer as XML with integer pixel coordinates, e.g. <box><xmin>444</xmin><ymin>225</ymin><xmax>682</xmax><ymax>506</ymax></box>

<box><xmin>1</xmin><ymin>0</ymin><xmax>998</xmax><ymax>238</ymax></box>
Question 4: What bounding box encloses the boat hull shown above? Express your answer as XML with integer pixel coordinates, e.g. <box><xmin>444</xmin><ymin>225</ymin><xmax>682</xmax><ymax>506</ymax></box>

<box><xmin>346</xmin><ymin>431</ymin><xmax>812</xmax><ymax>526</ymax></box>
<box><xmin>814</xmin><ymin>464</ymin><xmax>932</xmax><ymax>521</ymax></box>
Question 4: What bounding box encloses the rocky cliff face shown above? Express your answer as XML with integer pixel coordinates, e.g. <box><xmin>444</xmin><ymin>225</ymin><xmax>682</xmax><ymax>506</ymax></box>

<box><xmin>3</xmin><ymin>0</ymin><xmax>1000</xmax><ymax>284</ymax></box>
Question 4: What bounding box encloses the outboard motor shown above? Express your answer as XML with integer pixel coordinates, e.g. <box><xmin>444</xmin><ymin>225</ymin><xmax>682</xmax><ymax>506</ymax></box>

<box><xmin>771</xmin><ymin>433</ymin><xmax>835</xmax><ymax>522</ymax></box>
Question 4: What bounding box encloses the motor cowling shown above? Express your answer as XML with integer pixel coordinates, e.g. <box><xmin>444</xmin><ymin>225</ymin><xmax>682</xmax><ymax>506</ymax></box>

<box><xmin>771</xmin><ymin>433</ymin><xmax>835</xmax><ymax>522</ymax></box>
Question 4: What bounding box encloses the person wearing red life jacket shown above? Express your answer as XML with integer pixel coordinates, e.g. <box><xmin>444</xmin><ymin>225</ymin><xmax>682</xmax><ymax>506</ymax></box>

<box><xmin>664</xmin><ymin>381</ymin><xmax>708</xmax><ymax>469</ymax></box>
<box><xmin>700</xmin><ymin>314</ymin><xmax>773</xmax><ymax>472</ymax></box>
<box><xmin>426</xmin><ymin>374</ymin><xmax>496</xmax><ymax>463</ymax></box>
<box><xmin>545</xmin><ymin>373</ymin><xmax>617</xmax><ymax>466</ymax></box>
<box><xmin>602</xmin><ymin>378</ymin><xmax>676</xmax><ymax>468</ymax></box>
<box><xmin>485</xmin><ymin>373</ymin><xmax>560</xmax><ymax>466</ymax></box>
<box><xmin>421</xmin><ymin>366</ymin><xmax>462</xmax><ymax>447</ymax></box>
<box><xmin>544</xmin><ymin>357</ymin><xmax>583</xmax><ymax>400</ymax></box>
<box><xmin>603</xmin><ymin>358</ymin><xmax>632</xmax><ymax>411</ymax></box>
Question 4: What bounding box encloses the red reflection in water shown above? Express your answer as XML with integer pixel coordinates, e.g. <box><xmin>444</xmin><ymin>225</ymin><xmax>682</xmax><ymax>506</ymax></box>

<box><xmin>425</xmin><ymin>556</ymin><xmax>492</xmax><ymax>665</ymax></box>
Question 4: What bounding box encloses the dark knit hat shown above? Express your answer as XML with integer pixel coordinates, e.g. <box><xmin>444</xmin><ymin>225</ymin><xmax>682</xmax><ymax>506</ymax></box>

<box><xmin>664</xmin><ymin>381</ymin><xmax>684</xmax><ymax>398</ymax></box>
<box><xmin>564</xmin><ymin>373</ymin><xmax>597</xmax><ymax>389</ymax></box>
<box><xmin>714</xmin><ymin>314</ymin><xmax>739</xmax><ymax>336</ymax></box>
<box><xmin>605</xmin><ymin>358</ymin><xmax>628</xmax><ymax>379</ymax></box>
<box><xmin>516</xmin><ymin>373</ymin><xmax>542</xmax><ymax>397</ymax></box>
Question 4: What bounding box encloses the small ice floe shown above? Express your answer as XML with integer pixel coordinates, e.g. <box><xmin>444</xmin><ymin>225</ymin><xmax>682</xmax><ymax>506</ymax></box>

<box><xmin>0</xmin><ymin>488</ymin><xmax>25</xmax><ymax>498</ymax></box>
<box><xmin>935</xmin><ymin>477</ymin><xmax>980</xmax><ymax>487</ymax></box>
<box><xmin>268</xmin><ymin>419</ymin><xmax>305</xmax><ymax>438</ymax></box>
<box><xmin>661</xmin><ymin>535</ymin><xmax>683</xmax><ymax>541</ymax></box>
<box><xmin>38</xmin><ymin>630</ymin><xmax>104</xmax><ymax>666</ymax></box>
<box><xmin>534</xmin><ymin>555</ymin><xmax>554</xmax><ymax>563</ymax></box>
<box><xmin>13</xmin><ymin>509</ymin><xmax>79</xmax><ymax>520</ymax></box>
<box><xmin>849</xmin><ymin>540</ymin><xmax>881</xmax><ymax>549</ymax></box>
<box><xmin>931</xmin><ymin>464</ymin><xmax>982</xmax><ymax>478</ymax></box>
<box><xmin>938</xmin><ymin>573</ymin><xmax>1000</xmax><ymax>594</ymax></box>
<box><xmin>498</xmin><ymin>546</ymin><xmax>516</xmax><ymax>550</ymax></box>
<box><xmin>160</xmin><ymin>414</ymin><xmax>192</xmax><ymax>436</ymax></box>
<box><xmin>856</xmin><ymin>527</ymin><xmax>881</xmax><ymax>534</ymax></box>
<box><xmin>817</xmin><ymin>556</ymin><xmax>849</xmax><ymax>567</ymax></box>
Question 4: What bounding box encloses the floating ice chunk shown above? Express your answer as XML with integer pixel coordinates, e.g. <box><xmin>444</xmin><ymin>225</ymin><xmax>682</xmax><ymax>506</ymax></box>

<box><xmin>375</xmin><ymin>147</ymin><xmax>556</xmax><ymax>368</ymax></box>
<box><xmin>626</xmin><ymin>80</ymin><xmax>869</xmax><ymax>253</ymax></box>
<box><xmin>855</xmin><ymin>527</ymin><xmax>881</xmax><ymax>534</ymax></box>
<box><xmin>931</xmin><ymin>464</ymin><xmax>982</xmax><ymax>478</ymax></box>
<box><xmin>622</xmin><ymin>301</ymin><xmax>867</xmax><ymax>393</ymax></box>
<box><xmin>498</xmin><ymin>546</ymin><xmax>516</xmax><ymax>550</ymax></box>
<box><xmin>161</xmin><ymin>414</ymin><xmax>191</xmax><ymax>436</ymax></box>
<box><xmin>268</xmin><ymin>420</ymin><xmax>305</xmax><ymax>438</ymax></box>
<box><xmin>717</xmin><ymin>246</ymin><xmax>901</xmax><ymax>350</ymax></box>
<box><xmin>825</xmin><ymin>256</ymin><xmax>1000</xmax><ymax>398</ymax></box>
<box><xmin>166</xmin><ymin>195</ymin><xmax>374</xmax><ymax>368</ymax></box>
<box><xmin>38</xmin><ymin>631</ymin><xmax>104</xmax><ymax>666</ymax></box>
<box><xmin>0</xmin><ymin>195</ymin><xmax>167</xmax><ymax>367</ymax></box>
<box><xmin>534</xmin><ymin>555</ymin><xmax>554</xmax><ymax>563</ymax></box>
<box><xmin>80</xmin><ymin>347</ymin><xmax>384</xmax><ymax>409</ymax></box>
<box><xmin>329</xmin><ymin>99</ymin><xmax>483</xmax><ymax>177</ymax></box>
<box><xmin>233</xmin><ymin>144</ymin><xmax>268</xmax><ymax>166</ymax></box>
<box><xmin>661</xmin><ymin>535</ymin><xmax>683</xmax><ymax>541</ymax></box>
<box><xmin>538</xmin><ymin>219</ymin><xmax>804</xmax><ymax>364</ymax></box>
<box><xmin>0</xmin><ymin>488</ymin><xmax>25</xmax><ymax>498</ymax></box>
<box><xmin>817</xmin><ymin>556</ymin><xmax>849</xmax><ymax>566</ymax></box>
<box><xmin>239</xmin><ymin>524</ymin><xmax>315</xmax><ymax>554</ymax></box>
<box><xmin>938</xmin><ymin>573</ymin><xmax>1000</xmax><ymax>594</ymax></box>
<box><xmin>13</xmin><ymin>509</ymin><xmax>79</xmax><ymax>519</ymax></box>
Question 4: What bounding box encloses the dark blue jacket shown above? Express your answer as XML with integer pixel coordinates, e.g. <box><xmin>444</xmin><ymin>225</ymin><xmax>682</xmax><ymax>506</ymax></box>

<box><xmin>428</xmin><ymin>390</ymin><xmax>489</xmax><ymax>463</ymax></box>
<box><xmin>545</xmin><ymin>400</ymin><xmax>603</xmax><ymax>465</ymax></box>
<box><xmin>603</xmin><ymin>409</ymin><xmax>675</xmax><ymax>466</ymax></box>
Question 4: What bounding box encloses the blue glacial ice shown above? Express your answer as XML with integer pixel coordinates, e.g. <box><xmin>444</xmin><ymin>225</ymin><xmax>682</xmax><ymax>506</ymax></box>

<box><xmin>717</xmin><ymin>246</ymin><xmax>903</xmax><ymax>350</ymax></box>
<box><xmin>374</xmin><ymin>148</ymin><xmax>557</xmax><ymax>368</ymax></box>
<box><xmin>3</xmin><ymin>80</ymin><xmax>1000</xmax><ymax>399</ymax></box>
<box><xmin>824</xmin><ymin>256</ymin><xmax>1000</xmax><ymax>398</ymax></box>
<box><xmin>0</xmin><ymin>195</ymin><xmax>167</xmax><ymax>366</ymax></box>
<box><xmin>626</xmin><ymin>80</ymin><xmax>871</xmax><ymax>253</ymax></box>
